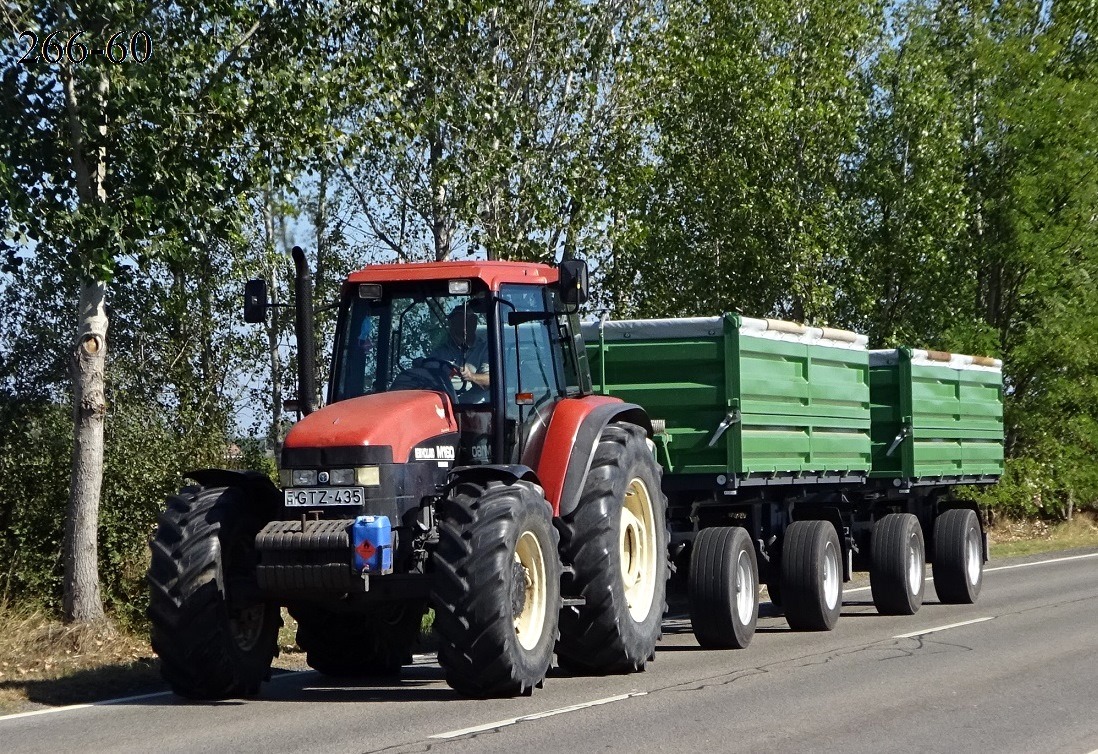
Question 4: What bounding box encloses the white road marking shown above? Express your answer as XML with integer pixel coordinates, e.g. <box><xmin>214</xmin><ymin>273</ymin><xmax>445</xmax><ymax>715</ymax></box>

<box><xmin>0</xmin><ymin>691</ymin><xmax>169</xmax><ymax>722</ymax></box>
<box><xmin>892</xmin><ymin>616</ymin><xmax>994</xmax><ymax>639</ymax></box>
<box><xmin>839</xmin><ymin>550</ymin><xmax>1098</xmax><ymax>597</ymax></box>
<box><xmin>430</xmin><ymin>691</ymin><xmax>647</xmax><ymax>739</ymax></box>
<box><xmin>985</xmin><ymin>551</ymin><xmax>1098</xmax><ymax>573</ymax></box>
<box><xmin>0</xmin><ymin>670</ymin><xmax>320</xmax><ymax>724</ymax></box>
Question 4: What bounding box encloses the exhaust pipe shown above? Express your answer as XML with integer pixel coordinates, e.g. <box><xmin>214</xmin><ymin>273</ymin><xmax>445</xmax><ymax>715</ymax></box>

<box><xmin>291</xmin><ymin>246</ymin><xmax>317</xmax><ymax>416</ymax></box>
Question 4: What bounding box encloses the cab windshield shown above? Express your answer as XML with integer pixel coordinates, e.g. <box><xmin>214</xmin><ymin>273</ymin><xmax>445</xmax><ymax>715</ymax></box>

<box><xmin>333</xmin><ymin>282</ymin><xmax>489</xmax><ymax>405</ymax></box>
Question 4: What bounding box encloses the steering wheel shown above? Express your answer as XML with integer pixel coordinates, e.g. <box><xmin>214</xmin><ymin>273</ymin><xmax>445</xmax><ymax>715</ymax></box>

<box><xmin>418</xmin><ymin>356</ymin><xmax>475</xmax><ymax>397</ymax></box>
<box><xmin>391</xmin><ymin>356</ymin><xmax>473</xmax><ymax>403</ymax></box>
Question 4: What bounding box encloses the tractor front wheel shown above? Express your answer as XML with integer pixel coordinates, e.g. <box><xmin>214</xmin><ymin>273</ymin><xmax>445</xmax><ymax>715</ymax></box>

<box><xmin>148</xmin><ymin>485</ymin><xmax>279</xmax><ymax>699</ymax></box>
<box><xmin>431</xmin><ymin>479</ymin><xmax>561</xmax><ymax>697</ymax></box>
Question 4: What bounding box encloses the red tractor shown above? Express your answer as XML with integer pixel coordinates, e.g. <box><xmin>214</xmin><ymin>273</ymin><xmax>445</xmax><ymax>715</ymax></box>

<box><xmin>148</xmin><ymin>250</ymin><xmax>668</xmax><ymax>698</ymax></box>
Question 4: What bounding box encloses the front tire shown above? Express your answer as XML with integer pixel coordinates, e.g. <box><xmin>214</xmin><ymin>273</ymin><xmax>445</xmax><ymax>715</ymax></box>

<box><xmin>933</xmin><ymin>508</ymin><xmax>983</xmax><ymax>604</ymax></box>
<box><xmin>291</xmin><ymin>601</ymin><xmax>427</xmax><ymax>676</ymax></box>
<box><xmin>148</xmin><ymin>485</ymin><xmax>280</xmax><ymax>699</ymax></box>
<box><xmin>689</xmin><ymin>527</ymin><xmax>758</xmax><ymax>649</ymax></box>
<box><xmin>431</xmin><ymin>479</ymin><xmax>561</xmax><ymax>697</ymax></box>
<box><xmin>870</xmin><ymin>513</ymin><xmax>926</xmax><ymax>616</ymax></box>
<box><xmin>781</xmin><ymin>520</ymin><xmax>843</xmax><ymax>631</ymax></box>
<box><xmin>556</xmin><ymin>422</ymin><xmax>669</xmax><ymax>674</ymax></box>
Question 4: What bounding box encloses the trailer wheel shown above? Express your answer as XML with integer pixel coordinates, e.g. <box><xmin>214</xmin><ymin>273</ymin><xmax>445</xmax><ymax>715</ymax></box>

<box><xmin>933</xmin><ymin>508</ymin><xmax>983</xmax><ymax>604</ymax></box>
<box><xmin>688</xmin><ymin>527</ymin><xmax>758</xmax><ymax>649</ymax></box>
<box><xmin>431</xmin><ymin>479</ymin><xmax>561</xmax><ymax>697</ymax></box>
<box><xmin>556</xmin><ymin>422</ymin><xmax>669</xmax><ymax>674</ymax></box>
<box><xmin>148</xmin><ymin>485</ymin><xmax>279</xmax><ymax>699</ymax></box>
<box><xmin>290</xmin><ymin>601</ymin><xmax>426</xmax><ymax>676</ymax></box>
<box><xmin>781</xmin><ymin>520</ymin><xmax>842</xmax><ymax>631</ymax></box>
<box><xmin>870</xmin><ymin>513</ymin><xmax>925</xmax><ymax>615</ymax></box>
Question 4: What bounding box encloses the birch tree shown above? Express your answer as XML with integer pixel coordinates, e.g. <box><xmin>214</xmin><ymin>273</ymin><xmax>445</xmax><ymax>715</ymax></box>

<box><xmin>1</xmin><ymin>0</ymin><xmax>331</xmax><ymax>623</ymax></box>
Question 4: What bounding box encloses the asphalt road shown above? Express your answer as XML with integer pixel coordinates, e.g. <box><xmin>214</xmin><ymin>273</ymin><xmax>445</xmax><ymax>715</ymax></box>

<box><xmin>4</xmin><ymin>548</ymin><xmax>1098</xmax><ymax>753</ymax></box>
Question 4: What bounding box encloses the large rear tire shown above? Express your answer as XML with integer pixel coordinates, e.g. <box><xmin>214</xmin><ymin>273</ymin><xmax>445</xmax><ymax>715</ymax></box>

<box><xmin>148</xmin><ymin>485</ymin><xmax>280</xmax><ymax>699</ymax></box>
<box><xmin>556</xmin><ymin>422</ymin><xmax>669</xmax><ymax>674</ymax></box>
<box><xmin>431</xmin><ymin>479</ymin><xmax>561</xmax><ymax>697</ymax></box>
<box><xmin>933</xmin><ymin>508</ymin><xmax>983</xmax><ymax>604</ymax></box>
<box><xmin>781</xmin><ymin>520</ymin><xmax>843</xmax><ymax>631</ymax></box>
<box><xmin>870</xmin><ymin>513</ymin><xmax>926</xmax><ymax>615</ymax></box>
<box><xmin>290</xmin><ymin>600</ymin><xmax>427</xmax><ymax>676</ymax></box>
<box><xmin>689</xmin><ymin>527</ymin><xmax>758</xmax><ymax>649</ymax></box>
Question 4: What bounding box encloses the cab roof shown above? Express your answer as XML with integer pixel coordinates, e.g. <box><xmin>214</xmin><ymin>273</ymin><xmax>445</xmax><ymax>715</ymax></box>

<box><xmin>345</xmin><ymin>260</ymin><xmax>558</xmax><ymax>292</ymax></box>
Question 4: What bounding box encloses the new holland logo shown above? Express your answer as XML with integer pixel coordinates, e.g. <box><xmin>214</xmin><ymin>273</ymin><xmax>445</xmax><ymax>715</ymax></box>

<box><xmin>414</xmin><ymin>445</ymin><xmax>456</xmax><ymax>461</ymax></box>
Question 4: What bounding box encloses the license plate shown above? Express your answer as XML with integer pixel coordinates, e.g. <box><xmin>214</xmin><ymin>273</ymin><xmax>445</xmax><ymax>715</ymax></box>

<box><xmin>284</xmin><ymin>487</ymin><xmax>365</xmax><ymax>507</ymax></box>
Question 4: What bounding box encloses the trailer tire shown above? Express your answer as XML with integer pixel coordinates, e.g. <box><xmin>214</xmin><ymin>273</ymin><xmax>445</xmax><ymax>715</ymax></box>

<box><xmin>689</xmin><ymin>527</ymin><xmax>758</xmax><ymax>649</ymax></box>
<box><xmin>431</xmin><ymin>479</ymin><xmax>561</xmax><ymax>697</ymax></box>
<box><xmin>933</xmin><ymin>508</ymin><xmax>983</xmax><ymax>604</ymax></box>
<box><xmin>556</xmin><ymin>422</ymin><xmax>669</xmax><ymax>674</ymax></box>
<box><xmin>781</xmin><ymin>520</ymin><xmax>842</xmax><ymax>631</ymax></box>
<box><xmin>290</xmin><ymin>601</ymin><xmax>426</xmax><ymax>677</ymax></box>
<box><xmin>148</xmin><ymin>485</ymin><xmax>279</xmax><ymax>699</ymax></box>
<box><xmin>870</xmin><ymin>513</ymin><xmax>925</xmax><ymax>615</ymax></box>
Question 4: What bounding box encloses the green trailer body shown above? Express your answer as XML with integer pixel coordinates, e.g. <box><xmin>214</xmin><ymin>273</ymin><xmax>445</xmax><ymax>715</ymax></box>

<box><xmin>868</xmin><ymin>348</ymin><xmax>1003</xmax><ymax>482</ymax></box>
<box><xmin>581</xmin><ymin>315</ymin><xmax>872</xmax><ymax>481</ymax></box>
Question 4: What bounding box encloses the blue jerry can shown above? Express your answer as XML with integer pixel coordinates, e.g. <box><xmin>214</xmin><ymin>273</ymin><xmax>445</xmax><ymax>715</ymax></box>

<box><xmin>351</xmin><ymin>515</ymin><xmax>393</xmax><ymax>574</ymax></box>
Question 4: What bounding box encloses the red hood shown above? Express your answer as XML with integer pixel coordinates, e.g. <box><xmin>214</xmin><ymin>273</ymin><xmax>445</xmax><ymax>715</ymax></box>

<box><xmin>283</xmin><ymin>391</ymin><xmax>458</xmax><ymax>462</ymax></box>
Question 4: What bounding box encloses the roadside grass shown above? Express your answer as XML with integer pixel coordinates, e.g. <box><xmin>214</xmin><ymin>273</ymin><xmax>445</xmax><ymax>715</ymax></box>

<box><xmin>988</xmin><ymin>511</ymin><xmax>1098</xmax><ymax>559</ymax></box>
<box><xmin>0</xmin><ymin>605</ymin><xmax>159</xmax><ymax>714</ymax></box>
<box><xmin>1</xmin><ymin>514</ymin><xmax>1095</xmax><ymax>715</ymax></box>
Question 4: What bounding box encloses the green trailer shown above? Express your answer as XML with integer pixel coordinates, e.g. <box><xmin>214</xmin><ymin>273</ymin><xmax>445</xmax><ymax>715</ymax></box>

<box><xmin>583</xmin><ymin>314</ymin><xmax>872</xmax><ymax>483</ymax></box>
<box><xmin>581</xmin><ymin>315</ymin><xmax>1003</xmax><ymax>648</ymax></box>
<box><xmin>869</xmin><ymin>347</ymin><xmax>1004</xmax><ymax>483</ymax></box>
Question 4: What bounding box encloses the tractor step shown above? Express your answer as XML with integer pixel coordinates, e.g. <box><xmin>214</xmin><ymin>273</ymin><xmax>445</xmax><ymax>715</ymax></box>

<box><xmin>561</xmin><ymin>597</ymin><xmax>586</xmax><ymax>607</ymax></box>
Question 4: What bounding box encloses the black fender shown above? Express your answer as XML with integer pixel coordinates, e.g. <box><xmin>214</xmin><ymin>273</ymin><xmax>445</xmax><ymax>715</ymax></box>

<box><xmin>558</xmin><ymin>403</ymin><xmax>653</xmax><ymax>519</ymax></box>
<box><xmin>184</xmin><ymin>468</ymin><xmax>282</xmax><ymax>517</ymax></box>
<box><xmin>446</xmin><ymin>464</ymin><xmax>541</xmax><ymax>491</ymax></box>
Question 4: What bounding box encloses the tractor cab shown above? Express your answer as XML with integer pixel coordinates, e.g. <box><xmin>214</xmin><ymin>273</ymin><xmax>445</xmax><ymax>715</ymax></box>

<box><xmin>328</xmin><ymin>261</ymin><xmax>591</xmax><ymax>467</ymax></box>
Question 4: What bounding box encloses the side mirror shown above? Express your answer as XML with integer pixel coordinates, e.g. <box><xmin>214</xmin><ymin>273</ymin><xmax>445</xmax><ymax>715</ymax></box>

<box><xmin>244</xmin><ymin>278</ymin><xmax>268</xmax><ymax>323</ymax></box>
<box><xmin>558</xmin><ymin>259</ymin><xmax>589</xmax><ymax>308</ymax></box>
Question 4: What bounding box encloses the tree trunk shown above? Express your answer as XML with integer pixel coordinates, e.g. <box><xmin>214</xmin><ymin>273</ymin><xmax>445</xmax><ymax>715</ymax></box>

<box><xmin>429</xmin><ymin>131</ymin><xmax>452</xmax><ymax>261</ymax></box>
<box><xmin>63</xmin><ymin>280</ymin><xmax>108</xmax><ymax>623</ymax></box>
<box><xmin>262</xmin><ymin>187</ymin><xmax>283</xmax><ymax>448</ymax></box>
<box><xmin>61</xmin><ymin>61</ymin><xmax>109</xmax><ymax>625</ymax></box>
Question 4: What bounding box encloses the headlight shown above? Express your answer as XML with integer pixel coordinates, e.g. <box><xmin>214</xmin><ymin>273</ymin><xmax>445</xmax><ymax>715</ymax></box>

<box><xmin>291</xmin><ymin>469</ymin><xmax>317</xmax><ymax>486</ymax></box>
<box><xmin>356</xmin><ymin>466</ymin><xmax>381</xmax><ymax>486</ymax></box>
<box><xmin>329</xmin><ymin>468</ymin><xmax>356</xmax><ymax>486</ymax></box>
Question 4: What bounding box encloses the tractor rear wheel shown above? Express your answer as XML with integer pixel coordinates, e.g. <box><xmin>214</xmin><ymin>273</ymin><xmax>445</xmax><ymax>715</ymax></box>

<box><xmin>148</xmin><ymin>485</ymin><xmax>279</xmax><ymax>699</ymax></box>
<box><xmin>556</xmin><ymin>422</ymin><xmax>668</xmax><ymax>674</ymax></box>
<box><xmin>431</xmin><ymin>479</ymin><xmax>561</xmax><ymax>697</ymax></box>
<box><xmin>290</xmin><ymin>600</ymin><xmax>427</xmax><ymax>677</ymax></box>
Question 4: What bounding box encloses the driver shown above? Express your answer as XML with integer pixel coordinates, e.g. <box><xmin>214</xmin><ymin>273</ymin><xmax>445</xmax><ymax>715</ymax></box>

<box><xmin>431</xmin><ymin>306</ymin><xmax>490</xmax><ymax>389</ymax></box>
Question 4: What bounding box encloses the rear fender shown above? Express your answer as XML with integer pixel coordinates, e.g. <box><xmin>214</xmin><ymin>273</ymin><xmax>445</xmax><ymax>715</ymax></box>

<box><xmin>185</xmin><ymin>468</ymin><xmax>281</xmax><ymax>518</ymax></box>
<box><xmin>446</xmin><ymin>464</ymin><xmax>541</xmax><ymax>490</ymax></box>
<box><xmin>531</xmin><ymin>397</ymin><xmax>652</xmax><ymax>517</ymax></box>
